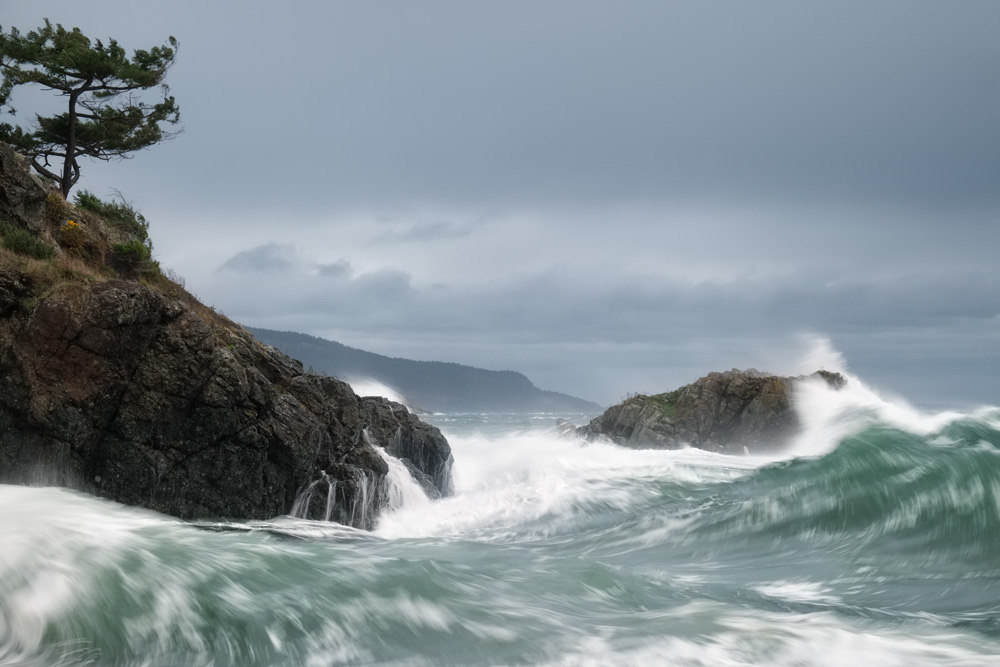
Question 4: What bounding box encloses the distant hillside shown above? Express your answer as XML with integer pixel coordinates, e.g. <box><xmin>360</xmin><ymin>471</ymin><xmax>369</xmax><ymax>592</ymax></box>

<box><xmin>247</xmin><ymin>328</ymin><xmax>602</xmax><ymax>414</ymax></box>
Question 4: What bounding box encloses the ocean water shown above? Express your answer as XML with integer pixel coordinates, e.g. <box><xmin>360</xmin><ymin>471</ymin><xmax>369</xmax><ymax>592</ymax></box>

<box><xmin>2</xmin><ymin>375</ymin><xmax>1000</xmax><ymax>665</ymax></box>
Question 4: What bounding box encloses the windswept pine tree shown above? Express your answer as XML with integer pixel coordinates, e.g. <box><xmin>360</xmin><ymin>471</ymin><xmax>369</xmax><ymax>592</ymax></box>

<box><xmin>0</xmin><ymin>19</ymin><xmax>180</xmax><ymax>196</ymax></box>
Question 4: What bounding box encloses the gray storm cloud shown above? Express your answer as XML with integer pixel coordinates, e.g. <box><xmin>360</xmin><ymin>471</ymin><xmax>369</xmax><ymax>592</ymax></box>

<box><xmin>4</xmin><ymin>1</ymin><xmax>999</xmax><ymax>406</ymax></box>
<box><xmin>219</xmin><ymin>244</ymin><xmax>297</xmax><ymax>274</ymax></box>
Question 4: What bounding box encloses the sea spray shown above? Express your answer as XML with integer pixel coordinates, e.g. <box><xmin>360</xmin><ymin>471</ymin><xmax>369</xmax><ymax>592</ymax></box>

<box><xmin>784</xmin><ymin>370</ymin><xmax>972</xmax><ymax>459</ymax></box>
<box><xmin>376</xmin><ymin>446</ymin><xmax>432</xmax><ymax>513</ymax></box>
<box><xmin>291</xmin><ymin>432</ymin><xmax>432</xmax><ymax>527</ymax></box>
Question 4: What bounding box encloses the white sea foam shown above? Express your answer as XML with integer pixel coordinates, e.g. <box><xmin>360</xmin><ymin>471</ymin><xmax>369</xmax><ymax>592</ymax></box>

<box><xmin>374</xmin><ymin>429</ymin><xmax>757</xmax><ymax>540</ymax></box>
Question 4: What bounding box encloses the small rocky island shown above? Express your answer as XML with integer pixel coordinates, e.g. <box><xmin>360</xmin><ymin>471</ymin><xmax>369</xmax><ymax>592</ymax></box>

<box><xmin>0</xmin><ymin>143</ymin><xmax>451</xmax><ymax>528</ymax></box>
<box><xmin>578</xmin><ymin>368</ymin><xmax>846</xmax><ymax>454</ymax></box>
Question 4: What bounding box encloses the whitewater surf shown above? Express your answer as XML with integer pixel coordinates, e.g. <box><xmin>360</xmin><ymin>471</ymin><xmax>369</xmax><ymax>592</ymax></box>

<box><xmin>2</xmin><ymin>373</ymin><xmax>1000</xmax><ymax>665</ymax></box>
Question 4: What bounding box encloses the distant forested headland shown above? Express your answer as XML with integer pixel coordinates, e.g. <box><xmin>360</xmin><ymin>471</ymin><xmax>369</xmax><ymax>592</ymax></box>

<box><xmin>249</xmin><ymin>328</ymin><xmax>601</xmax><ymax>414</ymax></box>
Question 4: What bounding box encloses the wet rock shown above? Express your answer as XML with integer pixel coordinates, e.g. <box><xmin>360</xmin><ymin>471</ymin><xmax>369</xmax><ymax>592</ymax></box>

<box><xmin>0</xmin><ymin>278</ymin><xmax>453</xmax><ymax>526</ymax></box>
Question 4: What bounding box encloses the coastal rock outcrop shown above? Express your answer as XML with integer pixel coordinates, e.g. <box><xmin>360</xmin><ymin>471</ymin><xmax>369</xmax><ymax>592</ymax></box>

<box><xmin>0</xmin><ymin>142</ymin><xmax>451</xmax><ymax>529</ymax></box>
<box><xmin>0</xmin><ymin>276</ymin><xmax>452</xmax><ymax>528</ymax></box>
<box><xmin>578</xmin><ymin>368</ymin><xmax>845</xmax><ymax>454</ymax></box>
<box><xmin>0</xmin><ymin>145</ymin><xmax>48</xmax><ymax>233</ymax></box>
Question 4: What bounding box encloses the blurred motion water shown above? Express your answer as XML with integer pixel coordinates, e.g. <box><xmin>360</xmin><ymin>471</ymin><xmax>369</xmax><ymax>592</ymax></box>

<box><xmin>2</xmin><ymin>373</ymin><xmax>1000</xmax><ymax>665</ymax></box>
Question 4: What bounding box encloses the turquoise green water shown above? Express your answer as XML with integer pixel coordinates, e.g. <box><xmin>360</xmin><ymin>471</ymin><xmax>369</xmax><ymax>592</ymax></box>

<box><xmin>2</xmin><ymin>377</ymin><xmax>1000</xmax><ymax>665</ymax></box>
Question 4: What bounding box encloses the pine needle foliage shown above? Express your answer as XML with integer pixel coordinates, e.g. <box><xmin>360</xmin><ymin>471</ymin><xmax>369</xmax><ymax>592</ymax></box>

<box><xmin>0</xmin><ymin>219</ymin><xmax>55</xmax><ymax>260</ymax></box>
<box><xmin>0</xmin><ymin>19</ymin><xmax>180</xmax><ymax>196</ymax></box>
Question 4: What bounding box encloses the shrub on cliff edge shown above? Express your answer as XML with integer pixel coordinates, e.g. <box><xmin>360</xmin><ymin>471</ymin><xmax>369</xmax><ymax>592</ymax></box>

<box><xmin>0</xmin><ymin>219</ymin><xmax>54</xmax><ymax>260</ymax></box>
<box><xmin>73</xmin><ymin>189</ymin><xmax>150</xmax><ymax>245</ymax></box>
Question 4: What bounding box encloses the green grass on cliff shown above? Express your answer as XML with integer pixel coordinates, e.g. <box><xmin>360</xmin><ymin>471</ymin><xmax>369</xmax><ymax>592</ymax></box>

<box><xmin>618</xmin><ymin>389</ymin><xmax>681</xmax><ymax>419</ymax></box>
<box><xmin>0</xmin><ymin>220</ymin><xmax>55</xmax><ymax>260</ymax></box>
<box><xmin>0</xmin><ymin>184</ymin><xmax>242</xmax><ymax>339</ymax></box>
<box><xmin>647</xmin><ymin>389</ymin><xmax>682</xmax><ymax>419</ymax></box>
<box><xmin>73</xmin><ymin>190</ymin><xmax>151</xmax><ymax>246</ymax></box>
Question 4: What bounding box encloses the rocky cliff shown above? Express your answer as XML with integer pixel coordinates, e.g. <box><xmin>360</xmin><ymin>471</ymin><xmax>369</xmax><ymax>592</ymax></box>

<box><xmin>578</xmin><ymin>368</ymin><xmax>845</xmax><ymax>454</ymax></box>
<box><xmin>0</xmin><ymin>143</ymin><xmax>451</xmax><ymax>528</ymax></box>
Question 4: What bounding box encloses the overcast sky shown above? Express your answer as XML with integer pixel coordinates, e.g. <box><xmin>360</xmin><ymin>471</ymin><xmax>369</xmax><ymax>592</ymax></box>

<box><xmin>5</xmin><ymin>1</ymin><xmax>1000</xmax><ymax>407</ymax></box>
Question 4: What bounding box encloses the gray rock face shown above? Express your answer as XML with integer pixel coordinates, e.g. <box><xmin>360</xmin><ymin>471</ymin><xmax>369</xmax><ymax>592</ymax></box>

<box><xmin>578</xmin><ymin>369</ymin><xmax>845</xmax><ymax>454</ymax></box>
<box><xmin>0</xmin><ymin>143</ymin><xmax>48</xmax><ymax>233</ymax></box>
<box><xmin>0</xmin><ymin>269</ymin><xmax>30</xmax><ymax>316</ymax></box>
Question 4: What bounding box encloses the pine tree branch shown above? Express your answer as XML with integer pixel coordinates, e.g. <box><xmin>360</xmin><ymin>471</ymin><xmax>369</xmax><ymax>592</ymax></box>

<box><xmin>30</xmin><ymin>158</ymin><xmax>59</xmax><ymax>182</ymax></box>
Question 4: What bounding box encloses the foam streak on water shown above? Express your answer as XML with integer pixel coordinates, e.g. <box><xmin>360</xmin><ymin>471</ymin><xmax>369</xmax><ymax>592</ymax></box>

<box><xmin>3</xmin><ymin>377</ymin><xmax>1000</xmax><ymax>665</ymax></box>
